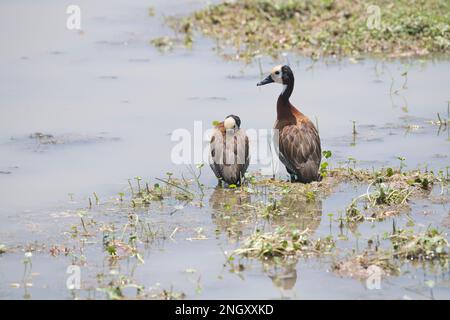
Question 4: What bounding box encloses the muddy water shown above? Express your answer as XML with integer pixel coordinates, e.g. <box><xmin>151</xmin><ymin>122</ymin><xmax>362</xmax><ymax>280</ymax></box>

<box><xmin>0</xmin><ymin>0</ymin><xmax>449</xmax><ymax>299</ymax></box>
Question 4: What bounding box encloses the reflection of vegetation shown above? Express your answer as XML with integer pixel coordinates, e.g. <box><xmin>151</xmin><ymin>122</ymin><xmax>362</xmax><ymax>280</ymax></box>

<box><xmin>427</xmin><ymin>103</ymin><xmax>450</xmax><ymax>138</ymax></box>
<box><xmin>209</xmin><ymin>183</ymin><xmax>323</xmax><ymax>240</ymax></box>
<box><xmin>266</xmin><ymin>195</ymin><xmax>322</xmax><ymax>232</ymax></box>
<box><xmin>264</xmin><ymin>259</ymin><xmax>298</xmax><ymax>292</ymax></box>
<box><xmin>209</xmin><ymin>187</ymin><xmax>253</xmax><ymax>239</ymax></box>
<box><xmin>96</xmin><ymin>273</ymin><xmax>185</xmax><ymax>300</ymax></box>
<box><xmin>21</xmin><ymin>252</ymin><xmax>33</xmax><ymax>299</ymax></box>
<box><xmin>333</xmin><ymin>250</ymin><xmax>400</xmax><ymax>281</ymax></box>
<box><xmin>169</xmin><ymin>0</ymin><xmax>450</xmax><ymax>61</ymax></box>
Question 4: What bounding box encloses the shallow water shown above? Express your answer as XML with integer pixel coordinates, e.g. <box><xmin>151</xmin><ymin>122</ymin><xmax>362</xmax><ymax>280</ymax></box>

<box><xmin>0</xmin><ymin>0</ymin><xmax>449</xmax><ymax>299</ymax></box>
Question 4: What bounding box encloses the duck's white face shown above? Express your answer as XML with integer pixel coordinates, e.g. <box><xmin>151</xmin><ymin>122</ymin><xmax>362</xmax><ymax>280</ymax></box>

<box><xmin>224</xmin><ymin>116</ymin><xmax>237</xmax><ymax>130</ymax></box>
<box><xmin>257</xmin><ymin>65</ymin><xmax>285</xmax><ymax>87</ymax></box>
<box><xmin>270</xmin><ymin>65</ymin><xmax>284</xmax><ymax>84</ymax></box>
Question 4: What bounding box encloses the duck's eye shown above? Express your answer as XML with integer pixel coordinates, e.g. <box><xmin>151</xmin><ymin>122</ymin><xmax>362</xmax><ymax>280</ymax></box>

<box><xmin>275</xmin><ymin>71</ymin><xmax>280</xmax><ymax>75</ymax></box>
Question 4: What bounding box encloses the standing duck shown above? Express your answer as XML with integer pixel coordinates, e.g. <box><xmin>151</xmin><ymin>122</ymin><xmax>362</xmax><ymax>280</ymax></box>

<box><xmin>209</xmin><ymin>115</ymin><xmax>250</xmax><ymax>186</ymax></box>
<box><xmin>257</xmin><ymin>65</ymin><xmax>321</xmax><ymax>183</ymax></box>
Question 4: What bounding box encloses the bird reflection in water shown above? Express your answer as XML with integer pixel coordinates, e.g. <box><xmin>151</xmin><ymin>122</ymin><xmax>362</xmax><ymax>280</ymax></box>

<box><xmin>209</xmin><ymin>185</ymin><xmax>323</xmax><ymax>295</ymax></box>
<box><xmin>209</xmin><ymin>187</ymin><xmax>253</xmax><ymax>241</ymax></box>
<box><xmin>263</xmin><ymin>259</ymin><xmax>298</xmax><ymax>299</ymax></box>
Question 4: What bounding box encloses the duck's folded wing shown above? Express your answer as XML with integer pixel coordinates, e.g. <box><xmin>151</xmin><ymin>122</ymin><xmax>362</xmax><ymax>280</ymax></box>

<box><xmin>210</xmin><ymin>128</ymin><xmax>250</xmax><ymax>183</ymax></box>
<box><xmin>235</xmin><ymin>130</ymin><xmax>250</xmax><ymax>176</ymax></box>
<box><xmin>278</xmin><ymin>121</ymin><xmax>321</xmax><ymax>179</ymax></box>
<box><xmin>209</xmin><ymin>129</ymin><xmax>224</xmax><ymax>179</ymax></box>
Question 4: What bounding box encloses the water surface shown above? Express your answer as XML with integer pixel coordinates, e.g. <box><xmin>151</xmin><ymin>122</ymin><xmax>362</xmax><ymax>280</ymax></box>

<box><xmin>0</xmin><ymin>0</ymin><xmax>449</xmax><ymax>300</ymax></box>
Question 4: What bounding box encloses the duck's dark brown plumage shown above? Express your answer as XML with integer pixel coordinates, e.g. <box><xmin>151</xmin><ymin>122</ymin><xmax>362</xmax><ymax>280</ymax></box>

<box><xmin>258</xmin><ymin>65</ymin><xmax>321</xmax><ymax>183</ymax></box>
<box><xmin>275</xmin><ymin>99</ymin><xmax>321</xmax><ymax>183</ymax></box>
<box><xmin>209</xmin><ymin>115</ymin><xmax>249</xmax><ymax>185</ymax></box>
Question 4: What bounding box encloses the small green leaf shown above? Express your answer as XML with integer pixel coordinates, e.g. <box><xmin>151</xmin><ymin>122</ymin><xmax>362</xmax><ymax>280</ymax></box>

<box><xmin>106</xmin><ymin>245</ymin><xmax>117</xmax><ymax>256</ymax></box>
<box><xmin>196</xmin><ymin>163</ymin><xmax>204</xmax><ymax>169</ymax></box>
<box><xmin>322</xmin><ymin>150</ymin><xmax>332</xmax><ymax>159</ymax></box>
<box><xmin>386</xmin><ymin>167</ymin><xmax>394</xmax><ymax>177</ymax></box>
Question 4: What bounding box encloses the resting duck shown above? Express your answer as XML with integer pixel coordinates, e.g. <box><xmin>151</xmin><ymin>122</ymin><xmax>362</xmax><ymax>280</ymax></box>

<box><xmin>209</xmin><ymin>115</ymin><xmax>250</xmax><ymax>185</ymax></box>
<box><xmin>257</xmin><ymin>65</ymin><xmax>321</xmax><ymax>183</ymax></box>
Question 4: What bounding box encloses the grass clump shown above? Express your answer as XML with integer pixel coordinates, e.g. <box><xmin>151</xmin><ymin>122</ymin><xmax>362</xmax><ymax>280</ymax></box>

<box><xmin>343</xmin><ymin>167</ymin><xmax>441</xmax><ymax>221</ymax></box>
<box><xmin>171</xmin><ymin>0</ymin><xmax>450</xmax><ymax>61</ymax></box>
<box><xmin>233</xmin><ymin>227</ymin><xmax>334</xmax><ymax>260</ymax></box>
<box><xmin>150</xmin><ymin>37</ymin><xmax>177</xmax><ymax>52</ymax></box>
<box><xmin>366</xmin><ymin>183</ymin><xmax>411</xmax><ymax>207</ymax></box>
<box><xmin>388</xmin><ymin>227</ymin><xmax>449</xmax><ymax>261</ymax></box>
<box><xmin>129</xmin><ymin>175</ymin><xmax>194</xmax><ymax>206</ymax></box>
<box><xmin>345</xmin><ymin>182</ymin><xmax>412</xmax><ymax>222</ymax></box>
<box><xmin>346</xmin><ymin>202</ymin><xmax>365</xmax><ymax>222</ymax></box>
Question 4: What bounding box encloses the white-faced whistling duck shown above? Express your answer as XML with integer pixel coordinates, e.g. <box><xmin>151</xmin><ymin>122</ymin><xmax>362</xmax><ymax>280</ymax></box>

<box><xmin>257</xmin><ymin>65</ymin><xmax>322</xmax><ymax>183</ymax></box>
<box><xmin>209</xmin><ymin>115</ymin><xmax>250</xmax><ymax>186</ymax></box>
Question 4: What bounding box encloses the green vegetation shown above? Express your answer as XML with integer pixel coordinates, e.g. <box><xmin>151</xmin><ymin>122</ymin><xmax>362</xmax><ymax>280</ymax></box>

<box><xmin>232</xmin><ymin>227</ymin><xmax>335</xmax><ymax>259</ymax></box>
<box><xmin>320</xmin><ymin>150</ymin><xmax>332</xmax><ymax>178</ymax></box>
<box><xmin>150</xmin><ymin>37</ymin><xmax>175</xmax><ymax>52</ymax></box>
<box><xmin>388</xmin><ymin>227</ymin><xmax>449</xmax><ymax>261</ymax></box>
<box><xmin>343</xmin><ymin>166</ymin><xmax>440</xmax><ymax>221</ymax></box>
<box><xmin>14</xmin><ymin>154</ymin><xmax>447</xmax><ymax>298</ymax></box>
<box><xmin>366</xmin><ymin>183</ymin><xmax>411</xmax><ymax>207</ymax></box>
<box><xmin>167</xmin><ymin>0</ymin><xmax>450</xmax><ymax>62</ymax></box>
<box><xmin>333</xmin><ymin>227</ymin><xmax>449</xmax><ymax>280</ymax></box>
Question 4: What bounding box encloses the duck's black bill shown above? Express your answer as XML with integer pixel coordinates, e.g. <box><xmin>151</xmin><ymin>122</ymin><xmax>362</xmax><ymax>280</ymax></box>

<box><xmin>257</xmin><ymin>75</ymin><xmax>274</xmax><ymax>86</ymax></box>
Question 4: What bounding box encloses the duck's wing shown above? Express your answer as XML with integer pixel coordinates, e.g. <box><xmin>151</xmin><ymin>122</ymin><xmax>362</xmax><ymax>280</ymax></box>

<box><xmin>209</xmin><ymin>127</ymin><xmax>224</xmax><ymax>180</ymax></box>
<box><xmin>234</xmin><ymin>129</ymin><xmax>250</xmax><ymax>178</ymax></box>
<box><xmin>278</xmin><ymin>120</ymin><xmax>321</xmax><ymax>182</ymax></box>
<box><xmin>220</xmin><ymin>129</ymin><xmax>249</xmax><ymax>183</ymax></box>
<box><xmin>210</xmin><ymin>126</ymin><xmax>250</xmax><ymax>184</ymax></box>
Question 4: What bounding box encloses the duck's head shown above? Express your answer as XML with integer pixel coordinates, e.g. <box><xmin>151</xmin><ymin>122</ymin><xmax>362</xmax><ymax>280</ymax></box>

<box><xmin>224</xmin><ymin>115</ymin><xmax>241</xmax><ymax>130</ymax></box>
<box><xmin>257</xmin><ymin>65</ymin><xmax>294</xmax><ymax>87</ymax></box>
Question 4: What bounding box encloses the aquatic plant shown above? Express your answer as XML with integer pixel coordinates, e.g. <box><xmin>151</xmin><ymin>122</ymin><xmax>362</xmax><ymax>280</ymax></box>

<box><xmin>150</xmin><ymin>36</ymin><xmax>175</xmax><ymax>52</ymax></box>
<box><xmin>168</xmin><ymin>0</ymin><xmax>450</xmax><ymax>62</ymax></box>
<box><xmin>233</xmin><ymin>227</ymin><xmax>334</xmax><ymax>259</ymax></box>
<box><xmin>47</xmin><ymin>161</ymin><xmax>449</xmax><ymax>299</ymax></box>
<box><xmin>366</xmin><ymin>183</ymin><xmax>411</xmax><ymax>207</ymax></box>
<box><xmin>396</xmin><ymin>156</ymin><xmax>406</xmax><ymax>172</ymax></box>
<box><xmin>148</xmin><ymin>6</ymin><xmax>155</xmax><ymax>17</ymax></box>
<box><xmin>346</xmin><ymin>201</ymin><xmax>365</xmax><ymax>222</ymax></box>
<box><xmin>320</xmin><ymin>150</ymin><xmax>332</xmax><ymax>178</ymax></box>
<box><xmin>389</xmin><ymin>227</ymin><xmax>449</xmax><ymax>261</ymax></box>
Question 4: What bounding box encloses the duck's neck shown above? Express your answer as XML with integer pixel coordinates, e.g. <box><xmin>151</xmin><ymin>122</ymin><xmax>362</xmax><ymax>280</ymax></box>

<box><xmin>277</xmin><ymin>78</ymin><xmax>296</xmax><ymax>120</ymax></box>
<box><xmin>279</xmin><ymin>78</ymin><xmax>294</xmax><ymax>103</ymax></box>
